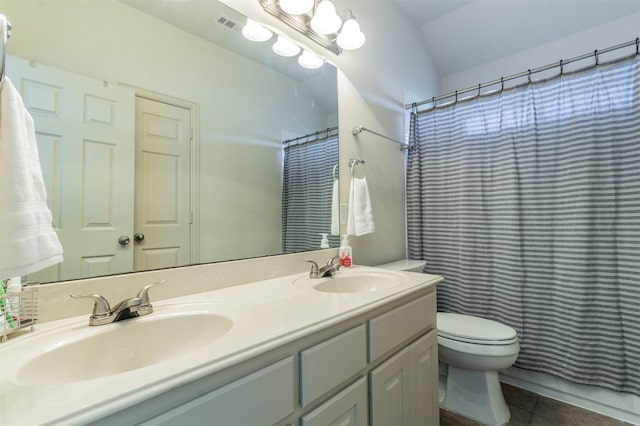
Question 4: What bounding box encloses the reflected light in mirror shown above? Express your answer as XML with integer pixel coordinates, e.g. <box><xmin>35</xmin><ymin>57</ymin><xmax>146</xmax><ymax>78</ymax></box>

<box><xmin>273</xmin><ymin>35</ymin><xmax>301</xmax><ymax>57</ymax></box>
<box><xmin>241</xmin><ymin>18</ymin><xmax>273</xmax><ymax>42</ymax></box>
<box><xmin>298</xmin><ymin>50</ymin><xmax>324</xmax><ymax>69</ymax></box>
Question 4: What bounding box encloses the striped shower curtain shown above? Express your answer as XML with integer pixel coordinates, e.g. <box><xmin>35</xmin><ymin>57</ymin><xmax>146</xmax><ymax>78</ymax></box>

<box><xmin>282</xmin><ymin>136</ymin><xmax>339</xmax><ymax>253</ymax></box>
<box><xmin>407</xmin><ymin>57</ymin><xmax>640</xmax><ymax>394</ymax></box>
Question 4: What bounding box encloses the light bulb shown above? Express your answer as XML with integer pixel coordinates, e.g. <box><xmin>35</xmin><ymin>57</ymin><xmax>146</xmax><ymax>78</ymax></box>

<box><xmin>310</xmin><ymin>0</ymin><xmax>342</xmax><ymax>35</ymax></box>
<box><xmin>272</xmin><ymin>36</ymin><xmax>301</xmax><ymax>57</ymax></box>
<box><xmin>279</xmin><ymin>0</ymin><xmax>314</xmax><ymax>15</ymax></box>
<box><xmin>241</xmin><ymin>19</ymin><xmax>273</xmax><ymax>42</ymax></box>
<box><xmin>336</xmin><ymin>18</ymin><xmax>365</xmax><ymax>50</ymax></box>
<box><xmin>298</xmin><ymin>50</ymin><xmax>324</xmax><ymax>69</ymax></box>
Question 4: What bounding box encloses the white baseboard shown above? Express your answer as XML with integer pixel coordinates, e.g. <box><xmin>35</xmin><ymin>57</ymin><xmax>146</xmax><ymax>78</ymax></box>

<box><xmin>500</xmin><ymin>367</ymin><xmax>640</xmax><ymax>425</ymax></box>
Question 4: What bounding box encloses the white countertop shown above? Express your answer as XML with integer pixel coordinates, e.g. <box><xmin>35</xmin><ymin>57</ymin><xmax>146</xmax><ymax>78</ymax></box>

<box><xmin>0</xmin><ymin>266</ymin><xmax>441</xmax><ymax>425</ymax></box>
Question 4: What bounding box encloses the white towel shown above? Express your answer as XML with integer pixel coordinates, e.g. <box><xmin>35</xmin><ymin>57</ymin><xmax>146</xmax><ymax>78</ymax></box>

<box><xmin>0</xmin><ymin>77</ymin><xmax>63</xmax><ymax>278</ymax></box>
<box><xmin>347</xmin><ymin>176</ymin><xmax>375</xmax><ymax>236</ymax></box>
<box><xmin>330</xmin><ymin>178</ymin><xmax>339</xmax><ymax>235</ymax></box>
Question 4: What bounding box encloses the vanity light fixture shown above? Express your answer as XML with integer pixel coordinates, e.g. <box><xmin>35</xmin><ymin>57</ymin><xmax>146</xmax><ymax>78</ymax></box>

<box><xmin>259</xmin><ymin>0</ymin><xmax>366</xmax><ymax>55</ymax></box>
<box><xmin>336</xmin><ymin>14</ymin><xmax>365</xmax><ymax>50</ymax></box>
<box><xmin>241</xmin><ymin>18</ymin><xmax>273</xmax><ymax>42</ymax></box>
<box><xmin>309</xmin><ymin>0</ymin><xmax>342</xmax><ymax>35</ymax></box>
<box><xmin>279</xmin><ymin>0</ymin><xmax>314</xmax><ymax>15</ymax></box>
<box><xmin>298</xmin><ymin>49</ymin><xmax>324</xmax><ymax>69</ymax></box>
<box><xmin>272</xmin><ymin>35</ymin><xmax>301</xmax><ymax>57</ymax></box>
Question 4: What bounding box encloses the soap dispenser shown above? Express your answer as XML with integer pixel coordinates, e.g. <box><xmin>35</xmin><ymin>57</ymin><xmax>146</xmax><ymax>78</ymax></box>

<box><xmin>320</xmin><ymin>233</ymin><xmax>330</xmax><ymax>249</ymax></box>
<box><xmin>339</xmin><ymin>234</ymin><xmax>352</xmax><ymax>268</ymax></box>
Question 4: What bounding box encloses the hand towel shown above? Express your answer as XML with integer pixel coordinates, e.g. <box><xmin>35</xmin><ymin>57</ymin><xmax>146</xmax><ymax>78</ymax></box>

<box><xmin>0</xmin><ymin>77</ymin><xmax>64</xmax><ymax>278</ymax></box>
<box><xmin>347</xmin><ymin>176</ymin><xmax>375</xmax><ymax>236</ymax></box>
<box><xmin>330</xmin><ymin>178</ymin><xmax>339</xmax><ymax>235</ymax></box>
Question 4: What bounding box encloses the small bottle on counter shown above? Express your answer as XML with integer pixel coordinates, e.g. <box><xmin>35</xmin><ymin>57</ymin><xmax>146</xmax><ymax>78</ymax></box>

<box><xmin>6</xmin><ymin>276</ymin><xmax>22</xmax><ymax>324</ymax></box>
<box><xmin>339</xmin><ymin>234</ymin><xmax>352</xmax><ymax>268</ymax></box>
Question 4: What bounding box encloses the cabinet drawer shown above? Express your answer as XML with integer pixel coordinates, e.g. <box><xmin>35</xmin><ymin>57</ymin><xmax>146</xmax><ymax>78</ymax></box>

<box><xmin>300</xmin><ymin>324</ymin><xmax>367</xmax><ymax>407</ymax></box>
<box><xmin>368</xmin><ymin>292</ymin><xmax>436</xmax><ymax>362</ymax></box>
<box><xmin>142</xmin><ymin>357</ymin><xmax>294</xmax><ymax>426</ymax></box>
<box><xmin>301</xmin><ymin>377</ymin><xmax>368</xmax><ymax>426</ymax></box>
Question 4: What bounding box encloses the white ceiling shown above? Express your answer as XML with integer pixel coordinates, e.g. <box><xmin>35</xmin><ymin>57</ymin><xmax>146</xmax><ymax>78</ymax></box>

<box><xmin>393</xmin><ymin>0</ymin><xmax>640</xmax><ymax>77</ymax></box>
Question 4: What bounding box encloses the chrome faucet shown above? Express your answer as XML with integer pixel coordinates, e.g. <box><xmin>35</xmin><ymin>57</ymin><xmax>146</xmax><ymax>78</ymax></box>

<box><xmin>307</xmin><ymin>256</ymin><xmax>341</xmax><ymax>278</ymax></box>
<box><xmin>71</xmin><ymin>280</ymin><xmax>165</xmax><ymax>326</ymax></box>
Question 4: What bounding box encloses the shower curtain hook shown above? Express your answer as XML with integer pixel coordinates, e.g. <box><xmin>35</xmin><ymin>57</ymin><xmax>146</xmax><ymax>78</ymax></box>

<box><xmin>500</xmin><ymin>77</ymin><xmax>504</xmax><ymax>91</ymax></box>
<box><xmin>527</xmin><ymin>69</ymin><xmax>532</xmax><ymax>84</ymax></box>
<box><xmin>594</xmin><ymin>50</ymin><xmax>599</xmax><ymax>66</ymax></box>
<box><xmin>559</xmin><ymin>59</ymin><xmax>564</xmax><ymax>75</ymax></box>
<box><xmin>431</xmin><ymin>96</ymin><xmax>436</xmax><ymax>110</ymax></box>
<box><xmin>455</xmin><ymin>90</ymin><xmax>458</xmax><ymax>103</ymax></box>
<box><xmin>636</xmin><ymin>38</ymin><xmax>639</xmax><ymax>56</ymax></box>
<box><xmin>477</xmin><ymin>83</ymin><xmax>481</xmax><ymax>97</ymax></box>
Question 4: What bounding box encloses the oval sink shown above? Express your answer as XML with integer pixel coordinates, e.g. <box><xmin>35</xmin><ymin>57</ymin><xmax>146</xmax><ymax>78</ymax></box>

<box><xmin>296</xmin><ymin>269</ymin><xmax>409</xmax><ymax>293</ymax></box>
<box><xmin>15</xmin><ymin>303</ymin><xmax>233</xmax><ymax>385</ymax></box>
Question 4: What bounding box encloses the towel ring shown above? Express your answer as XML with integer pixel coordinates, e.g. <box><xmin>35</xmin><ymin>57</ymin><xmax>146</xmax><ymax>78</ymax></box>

<box><xmin>349</xmin><ymin>159</ymin><xmax>366</xmax><ymax>178</ymax></box>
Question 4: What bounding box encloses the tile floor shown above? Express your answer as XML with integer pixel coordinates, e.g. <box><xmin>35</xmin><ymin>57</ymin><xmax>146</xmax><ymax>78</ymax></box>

<box><xmin>439</xmin><ymin>383</ymin><xmax>636</xmax><ymax>426</ymax></box>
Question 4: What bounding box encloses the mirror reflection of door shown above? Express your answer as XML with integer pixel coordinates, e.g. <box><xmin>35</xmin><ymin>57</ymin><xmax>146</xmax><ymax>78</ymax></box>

<box><xmin>8</xmin><ymin>56</ymin><xmax>136</xmax><ymax>283</ymax></box>
<box><xmin>134</xmin><ymin>96</ymin><xmax>193</xmax><ymax>271</ymax></box>
<box><xmin>10</xmin><ymin>56</ymin><xmax>195</xmax><ymax>282</ymax></box>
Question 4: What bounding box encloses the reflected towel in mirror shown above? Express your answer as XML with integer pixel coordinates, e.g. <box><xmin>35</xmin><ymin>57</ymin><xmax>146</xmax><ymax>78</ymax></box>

<box><xmin>0</xmin><ymin>77</ymin><xmax>63</xmax><ymax>277</ymax></box>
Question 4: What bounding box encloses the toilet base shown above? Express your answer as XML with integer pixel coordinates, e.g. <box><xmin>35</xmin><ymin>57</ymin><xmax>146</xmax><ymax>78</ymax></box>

<box><xmin>440</xmin><ymin>365</ymin><xmax>510</xmax><ymax>426</ymax></box>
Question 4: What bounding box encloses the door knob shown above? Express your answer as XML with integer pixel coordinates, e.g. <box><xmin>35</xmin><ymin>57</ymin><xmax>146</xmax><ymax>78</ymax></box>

<box><xmin>118</xmin><ymin>235</ymin><xmax>130</xmax><ymax>246</ymax></box>
<box><xmin>134</xmin><ymin>233</ymin><xmax>145</xmax><ymax>242</ymax></box>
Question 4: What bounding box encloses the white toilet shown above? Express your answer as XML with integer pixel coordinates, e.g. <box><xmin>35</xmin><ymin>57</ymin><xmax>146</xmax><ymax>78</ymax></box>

<box><xmin>375</xmin><ymin>258</ymin><xmax>426</xmax><ymax>272</ymax></box>
<box><xmin>376</xmin><ymin>260</ymin><xmax>519</xmax><ymax>425</ymax></box>
<box><xmin>437</xmin><ymin>312</ymin><xmax>520</xmax><ymax>426</ymax></box>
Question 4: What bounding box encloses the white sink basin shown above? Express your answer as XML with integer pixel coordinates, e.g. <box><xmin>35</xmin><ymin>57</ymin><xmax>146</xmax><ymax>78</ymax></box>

<box><xmin>13</xmin><ymin>303</ymin><xmax>234</xmax><ymax>385</ymax></box>
<box><xmin>295</xmin><ymin>269</ymin><xmax>409</xmax><ymax>293</ymax></box>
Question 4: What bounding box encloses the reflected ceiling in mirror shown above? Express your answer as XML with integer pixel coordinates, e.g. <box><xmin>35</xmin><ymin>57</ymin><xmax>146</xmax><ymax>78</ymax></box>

<box><xmin>1</xmin><ymin>0</ymin><xmax>338</xmax><ymax>284</ymax></box>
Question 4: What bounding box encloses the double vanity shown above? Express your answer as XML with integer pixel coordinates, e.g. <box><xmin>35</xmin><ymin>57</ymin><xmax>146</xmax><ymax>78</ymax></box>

<box><xmin>0</xmin><ymin>266</ymin><xmax>441</xmax><ymax>425</ymax></box>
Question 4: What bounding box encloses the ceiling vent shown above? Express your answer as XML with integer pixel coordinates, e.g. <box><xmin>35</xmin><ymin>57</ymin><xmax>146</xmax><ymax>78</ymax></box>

<box><xmin>216</xmin><ymin>15</ymin><xmax>242</xmax><ymax>33</ymax></box>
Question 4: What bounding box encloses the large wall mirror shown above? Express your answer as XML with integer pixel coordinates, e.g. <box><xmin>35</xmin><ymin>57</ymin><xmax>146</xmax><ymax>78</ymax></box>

<box><xmin>1</xmin><ymin>0</ymin><xmax>339</xmax><ymax>283</ymax></box>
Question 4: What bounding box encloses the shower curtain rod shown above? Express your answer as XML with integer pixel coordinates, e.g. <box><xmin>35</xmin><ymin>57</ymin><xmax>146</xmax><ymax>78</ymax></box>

<box><xmin>404</xmin><ymin>38</ymin><xmax>640</xmax><ymax>110</ymax></box>
<box><xmin>282</xmin><ymin>126</ymin><xmax>338</xmax><ymax>146</ymax></box>
<box><xmin>352</xmin><ymin>125</ymin><xmax>409</xmax><ymax>151</ymax></box>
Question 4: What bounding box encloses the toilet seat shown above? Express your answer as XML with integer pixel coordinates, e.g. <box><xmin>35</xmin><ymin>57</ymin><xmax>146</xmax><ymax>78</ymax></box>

<box><xmin>437</xmin><ymin>312</ymin><xmax>518</xmax><ymax>346</ymax></box>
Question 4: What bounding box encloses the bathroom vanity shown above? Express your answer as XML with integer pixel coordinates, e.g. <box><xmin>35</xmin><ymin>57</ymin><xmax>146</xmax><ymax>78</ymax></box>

<box><xmin>0</xmin><ymin>266</ymin><xmax>441</xmax><ymax>425</ymax></box>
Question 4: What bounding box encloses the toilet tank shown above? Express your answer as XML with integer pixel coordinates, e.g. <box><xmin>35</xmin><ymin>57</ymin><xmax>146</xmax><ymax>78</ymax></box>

<box><xmin>376</xmin><ymin>259</ymin><xmax>426</xmax><ymax>272</ymax></box>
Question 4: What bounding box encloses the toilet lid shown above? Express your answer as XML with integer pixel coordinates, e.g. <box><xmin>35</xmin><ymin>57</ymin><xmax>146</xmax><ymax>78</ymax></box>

<box><xmin>437</xmin><ymin>312</ymin><xmax>518</xmax><ymax>345</ymax></box>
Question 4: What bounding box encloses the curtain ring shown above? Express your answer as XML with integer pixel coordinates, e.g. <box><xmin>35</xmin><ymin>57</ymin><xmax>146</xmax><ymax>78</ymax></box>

<box><xmin>594</xmin><ymin>50</ymin><xmax>599</xmax><ymax>66</ymax></box>
<box><xmin>559</xmin><ymin>59</ymin><xmax>564</xmax><ymax>75</ymax></box>
<box><xmin>527</xmin><ymin>69</ymin><xmax>532</xmax><ymax>84</ymax></box>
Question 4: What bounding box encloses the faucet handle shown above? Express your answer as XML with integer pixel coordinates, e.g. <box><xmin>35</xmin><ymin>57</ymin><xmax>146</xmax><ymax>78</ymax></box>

<box><xmin>136</xmin><ymin>280</ymin><xmax>166</xmax><ymax>307</ymax></box>
<box><xmin>70</xmin><ymin>294</ymin><xmax>111</xmax><ymax>318</ymax></box>
<box><xmin>326</xmin><ymin>255</ymin><xmax>340</xmax><ymax>266</ymax></box>
<box><xmin>306</xmin><ymin>260</ymin><xmax>320</xmax><ymax>278</ymax></box>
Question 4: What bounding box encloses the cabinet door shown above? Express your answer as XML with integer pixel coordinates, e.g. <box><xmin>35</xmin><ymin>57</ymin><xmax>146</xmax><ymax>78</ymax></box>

<box><xmin>410</xmin><ymin>330</ymin><xmax>439</xmax><ymax>426</ymax></box>
<box><xmin>301</xmin><ymin>377</ymin><xmax>368</xmax><ymax>426</ymax></box>
<box><xmin>141</xmin><ymin>357</ymin><xmax>294</xmax><ymax>426</ymax></box>
<box><xmin>370</xmin><ymin>347</ymin><xmax>412</xmax><ymax>426</ymax></box>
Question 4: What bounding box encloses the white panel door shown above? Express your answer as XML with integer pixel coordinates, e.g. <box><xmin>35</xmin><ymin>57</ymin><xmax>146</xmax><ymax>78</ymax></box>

<box><xmin>370</xmin><ymin>347</ymin><xmax>412</xmax><ymax>426</ymax></box>
<box><xmin>7</xmin><ymin>56</ymin><xmax>135</xmax><ymax>282</ymax></box>
<box><xmin>134</xmin><ymin>97</ymin><xmax>191</xmax><ymax>271</ymax></box>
